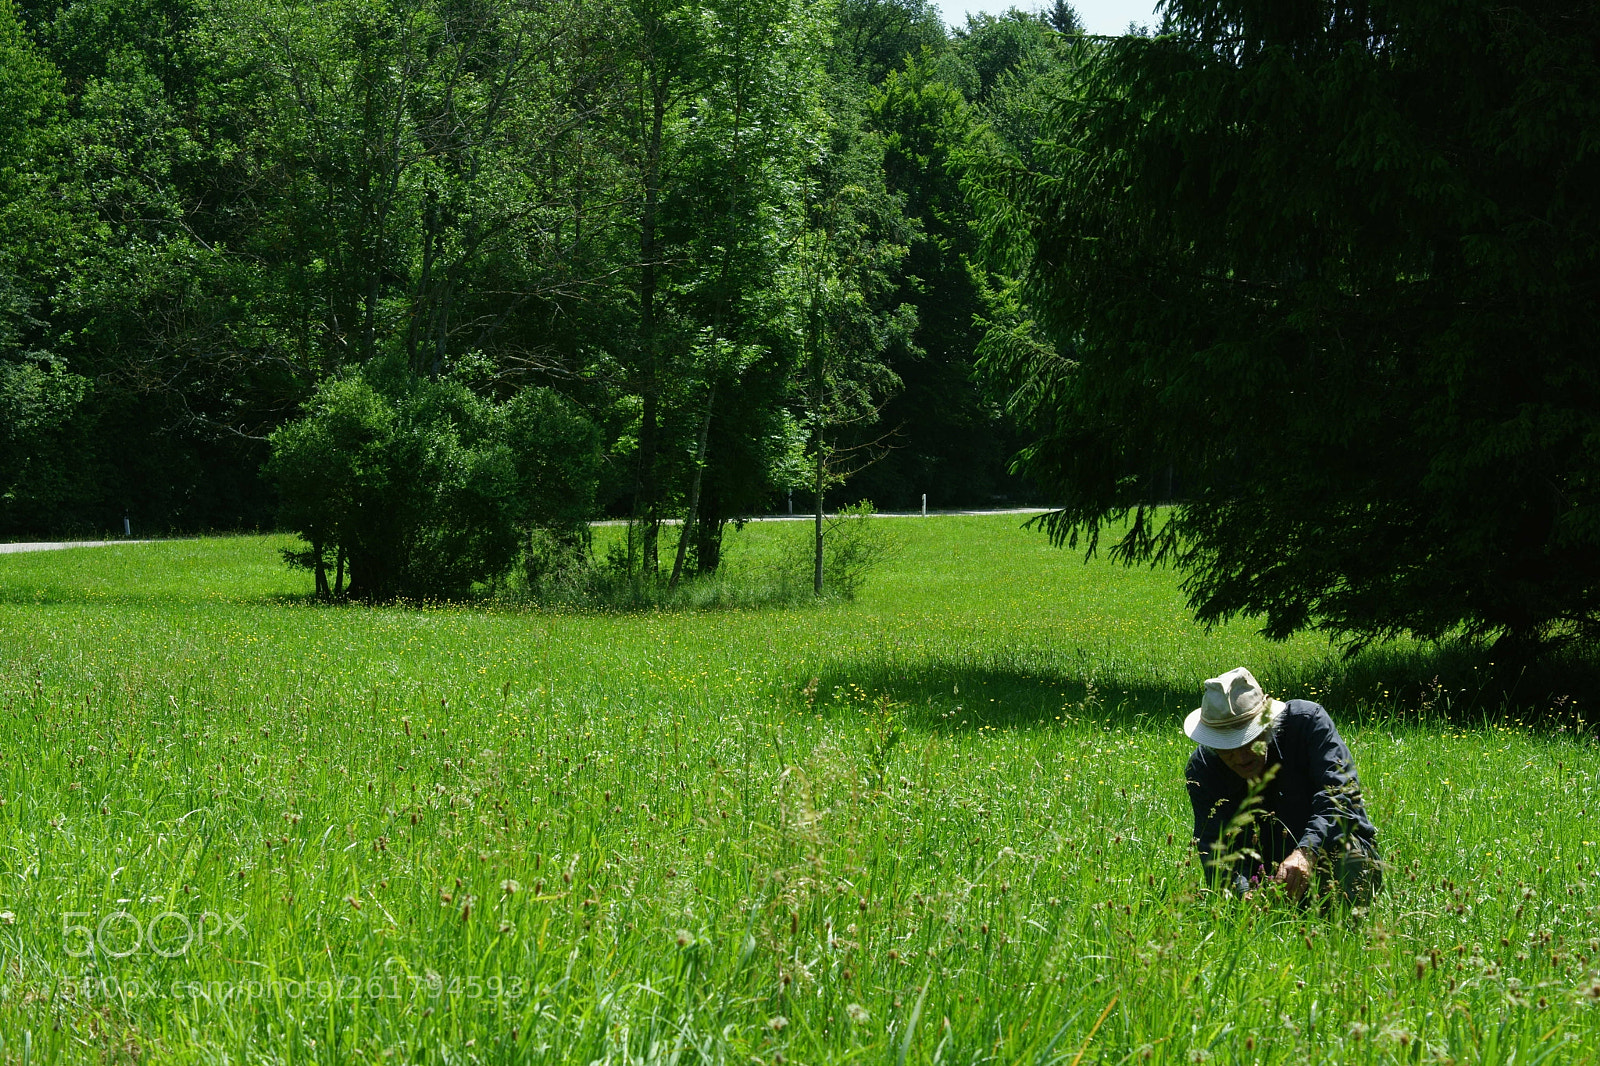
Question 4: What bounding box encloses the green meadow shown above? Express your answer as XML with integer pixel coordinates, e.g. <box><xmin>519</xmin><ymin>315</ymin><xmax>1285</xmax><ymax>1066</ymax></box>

<box><xmin>0</xmin><ymin>516</ymin><xmax>1596</xmax><ymax>1063</ymax></box>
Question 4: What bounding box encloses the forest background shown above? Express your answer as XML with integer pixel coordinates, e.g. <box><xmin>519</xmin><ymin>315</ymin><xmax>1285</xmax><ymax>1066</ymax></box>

<box><xmin>4</xmin><ymin>0</ymin><xmax>1597</xmax><ymax>655</ymax></box>
<box><xmin>0</xmin><ymin>0</ymin><xmax>1071</xmax><ymax>559</ymax></box>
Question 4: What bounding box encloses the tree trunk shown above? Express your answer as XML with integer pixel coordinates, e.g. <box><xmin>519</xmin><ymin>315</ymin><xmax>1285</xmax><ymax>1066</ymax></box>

<box><xmin>693</xmin><ymin>485</ymin><xmax>723</xmax><ymax>576</ymax></box>
<box><xmin>812</xmin><ymin>289</ymin><xmax>825</xmax><ymax>595</ymax></box>
<box><xmin>410</xmin><ymin>191</ymin><xmax>439</xmax><ymax>376</ymax></box>
<box><xmin>669</xmin><ymin>380</ymin><xmax>716</xmax><ymax>590</ymax></box>
<box><xmin>814</xmin><ymin>432</ymin><xmax>825</xmax><ymax>595</ymax></box>
<box><xmin>638</xmin><ymin>391</ymin><xmax>659</xmax><ymax>575</ymax></box>
<box><xmin>314</xmin><ymin>538</ymin><xmax>330</xmax><ymax>599</ymax></box>
<box><xmin>344</xmin><ymin>548</ymin><xmax>385</xmax><ymax>602</ymax></box>
<box><xmin>633</xmin><ymin>78</ymin><xmax>668</xmax><ymax>577</ymax></box>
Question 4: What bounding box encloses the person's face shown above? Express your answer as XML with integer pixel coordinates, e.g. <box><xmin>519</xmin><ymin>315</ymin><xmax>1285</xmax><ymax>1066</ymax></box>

<box><xmin>1214</xmin><ymin>738</ymin><xmax>1268</xmax><ymax>781</ymax></box>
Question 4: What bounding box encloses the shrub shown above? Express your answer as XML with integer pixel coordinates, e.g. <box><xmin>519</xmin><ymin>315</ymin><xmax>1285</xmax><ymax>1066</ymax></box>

<box><xmin>779</xmin><ymin>500</ymin><xmax>900</xmax><ymax>599</ymax></box>
<box><xmin>268</xmin><ymin>372</ymin><xmax>600</xmax><ymax>601</ymax></box>
<box><xmin>820</xmin><ymin>500</ymin><xmax>899</xmax><ymax>599</ymax></box>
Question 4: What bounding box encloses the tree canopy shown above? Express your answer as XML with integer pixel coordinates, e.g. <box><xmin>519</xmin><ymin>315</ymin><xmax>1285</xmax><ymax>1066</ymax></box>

<box><xmin>975</xmin><ymin>0</ymin><xmax>1600</xmax><ymax>651</ymax></box>
<box><xmin>0</xmin><ymin>0</ymin><xmax>1067</xmax><ymax>597</ymax></box>
<box><xmin>13</xmin><ymin>0</ymin><xmax>1594</xmax><ymax>649</ymax></box>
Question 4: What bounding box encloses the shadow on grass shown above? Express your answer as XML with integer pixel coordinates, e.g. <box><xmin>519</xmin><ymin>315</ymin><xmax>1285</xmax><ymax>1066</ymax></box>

<box><xmin>802</xmin><ymin>640</ymin><xmax>1600</xmax><ymax>735</ymax></box>
<box><xmin>801</xmin><ymin>661</ymin><xmax>1188</xmax><ymax>732</ymax></box>
<box><xmin>1275</xmin><ymin>641</ymin><xmax>1600</xmax><ymax>728</ymax></box>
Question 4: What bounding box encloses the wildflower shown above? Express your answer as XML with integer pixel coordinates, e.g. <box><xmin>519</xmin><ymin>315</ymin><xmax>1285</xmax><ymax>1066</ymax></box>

<box><xmin>502</xmin><ymin>879</ymin><xmax>520</xmax><ymax>895</ymax></box>
<box><xmin>768</xmin><ymin>1015</ymin><xmax>788</xmax><ymax>1032</ymax></box>
<box><xmin>846</xmin><ymin>1003</ymin><xmax>869</xmax><ymax>1024</ymax></box>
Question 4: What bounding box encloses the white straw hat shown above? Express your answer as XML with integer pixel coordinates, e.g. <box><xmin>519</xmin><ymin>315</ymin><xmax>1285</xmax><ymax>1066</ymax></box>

<box><xmin>1183</xmin><ymin>667</ymin><xmax>1286</xmax><ymax>749</ymax></box>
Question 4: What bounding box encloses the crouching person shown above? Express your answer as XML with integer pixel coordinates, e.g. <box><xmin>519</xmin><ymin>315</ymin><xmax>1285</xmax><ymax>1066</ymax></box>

<box><xmin>1183</xmin><ymin>667</ymin><xmax>1383</xmax><ymax>907</ymax></box>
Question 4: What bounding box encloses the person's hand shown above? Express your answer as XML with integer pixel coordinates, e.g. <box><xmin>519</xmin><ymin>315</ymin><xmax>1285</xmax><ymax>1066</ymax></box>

<box><xmin>1275</xmin><ymin>848</ymin><xmax>1313</xmax><ymax>900</ymax></box>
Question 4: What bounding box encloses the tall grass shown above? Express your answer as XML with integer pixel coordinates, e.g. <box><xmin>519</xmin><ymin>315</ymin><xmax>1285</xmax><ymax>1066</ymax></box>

<box><xmin>506</xmin><ymin>507</ymin><xmax>897</xmax><ymax>612</ymax></box>
<box><xmin>0</xmin><ymin>519</ymin><xmax>1595</xmax><ymax>1063</ymax></box>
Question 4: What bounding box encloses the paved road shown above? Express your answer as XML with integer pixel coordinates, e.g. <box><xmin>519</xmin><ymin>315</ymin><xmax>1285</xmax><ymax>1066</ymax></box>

<box><xmin>0</xmin><ymin>539</ymin><xmax>154</xmax><ymax>554</ymax></box>
<box><xmin>597</xmin><ymin>507</ymin><xmax>1051</xmax><ymax>526</ymax></box>
<box><xmin>750</xmin><ymin>507</ymin><xmax>1049</xmax><ymax>520</ymax></box>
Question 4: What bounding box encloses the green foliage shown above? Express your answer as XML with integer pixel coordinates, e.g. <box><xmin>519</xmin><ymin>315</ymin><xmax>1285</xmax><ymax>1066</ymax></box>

<box><xmin>210</xmin><ymin>0</ymin><xmax>626</xmax><ymax>376</ymax></box>
<box><xmin>943</xmin><ymin>8</ymin><xmax>1061</xmax><ymax>105</ymax></box>
<box><xmin>824</xmin><ymin>500</ymin><xmax>900</xmax><ymax>597</ymax></box>
<box><xmin>0</xmin><ymin>0</ymin><xmax>95</xmax><ymax>530</ymax></box>
<box><xmin>1</xmin><ymin>0</ymin><xmax>636</xmax><ymax>536</ymax></box>
<box><xmin>0</xmin><ymin>0</ymin><xmax>1084</xmax><ymax>541</ymax></box>
<box><xmin>505</xmin><ymin>386</ymin><xmax>605</xmax><ymax>544</ymax></box>
<box><xmin>517</xmin><ymin>532</ymin><xmax>825</xmax><ymax>610</ymax></box>
<box><xmin>782</xmin><ymin>499</ymin><xmax>900</xmax><ymax>598</ymax></box>
<box><xmin>855</xmin><ymin>58</ymin><xmax>994</xmax><ymax>506</ymax></box>
<box><xmin>513</xmin><ymin>504</ymin><xmax>897</xmax><ymax>609</ymax></box>
<box><xmin>612</xmin><ymin>0</ymin><xmax>839</xmax><ymax>579</ymax></box>
<box><xmin>509</xmin><ymin>387</ymin><xmax>605</xmax><ymax>587</ymax></box>
<box><xmin>0</xmin><ymin>358</ymin><xmax>91</xmax><ymax>524</ymax></box>
<box><xmin>829</xmin><ymin>0</ymin><xmax>945</xmax><ymax>85</ymax></box>
<box><xmin>268</xmin><ymin>373</ymin><xmax>601</xmax><ymax>601</ymax></box>
<box><xmin>798</xmin><ymin>78</ymin><xmax>918</xmax><ymax>429</ymax></box>
<box><xmin>975</xmin><ymin>0</ymin><xmax>1600</xmax><ymax>652</ymax></box>
<box><xmin>849</xmin><ymin>19</ymin><xmax>1075</xmax><ymax>510</ymax></box>
<box><xmin>1042</xmin><ymin>0</ymin><xmax>1079</xmax><ymax>35</ymax></box>
<box><xmin>792</xmin><ymin>75</ymin><xmax>917</xmax><ymax>563</ymax></box>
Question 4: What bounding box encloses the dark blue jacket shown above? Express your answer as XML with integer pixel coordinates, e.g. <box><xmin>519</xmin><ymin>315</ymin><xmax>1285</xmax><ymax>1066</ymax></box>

<box><xmin>1185</xmin><ymin>700</ymin><xmax>1378</xmax><ymax>880</ymax></box>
